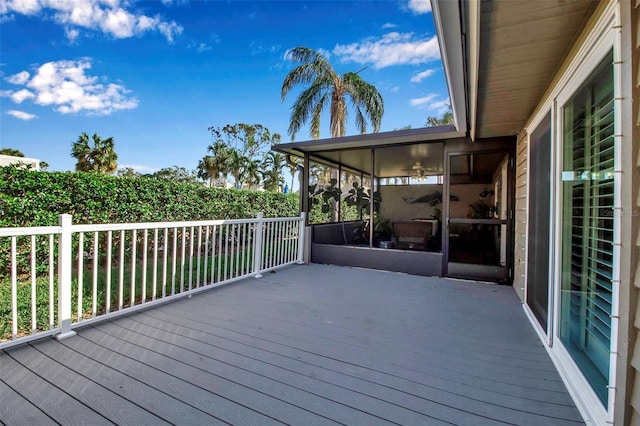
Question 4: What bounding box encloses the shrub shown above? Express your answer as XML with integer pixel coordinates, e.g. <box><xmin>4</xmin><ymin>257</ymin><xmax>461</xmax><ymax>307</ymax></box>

<box><xmin>0</xmin><ymin>167</ymin><xmax>299</xmax><ymax>277</ymax></box>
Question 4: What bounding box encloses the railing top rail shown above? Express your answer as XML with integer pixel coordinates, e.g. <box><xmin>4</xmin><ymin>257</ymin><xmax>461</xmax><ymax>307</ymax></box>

<box><xmin>262</xmin><ymin>217</ymin><xmax>303</xmax><ymax>223</ymax></box>
<box><xmin>0</xmin><ymin>226</ymin><xmax>62</xmax><ymax>237</ymax></box>
<box><xmin>70</xmin><ymin>216</ymin><xmax>302</xmax><ymax>233</ymax></box>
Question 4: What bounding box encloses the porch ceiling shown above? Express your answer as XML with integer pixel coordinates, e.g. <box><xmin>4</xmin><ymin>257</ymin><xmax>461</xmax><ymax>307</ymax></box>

<box><xmin>474</xmin><ymin>0</ymin><xmax>596</xmax><ymax>138</ymax></box>
<box><xmin>274</xmin><ymin>125</ymin><xmax>463</xmax><ymax>177</ymax></box>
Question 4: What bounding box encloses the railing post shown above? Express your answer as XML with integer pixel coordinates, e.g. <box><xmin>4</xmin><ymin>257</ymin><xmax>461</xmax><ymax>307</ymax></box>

<box><xmin>56</xmin><ymin>214</ymin><xmax>76</xmax><ymax>340</ymax></box>
<box><xmin>297</xmin><ymin>212</ymin><xmax>306</xmax><ymax>264</ymax></box>
<box><xmin>253</xmin><ymin>213</ymin><xmax>264</xmax><ymax>278</ymax></box>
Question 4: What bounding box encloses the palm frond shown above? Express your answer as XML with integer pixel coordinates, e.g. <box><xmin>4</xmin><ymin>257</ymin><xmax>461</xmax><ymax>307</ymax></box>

<box><xmin>288</xmin><ymin>82</ymin><xmax>328</xmax><ymax>140</ymax></box>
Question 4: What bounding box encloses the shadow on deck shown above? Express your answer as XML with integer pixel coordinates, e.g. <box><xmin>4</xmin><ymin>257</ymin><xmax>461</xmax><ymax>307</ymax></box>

<box><xmin>0</xmin><ymin>264</ymin><xmax>583</xmax><ymax>425</ymax></box>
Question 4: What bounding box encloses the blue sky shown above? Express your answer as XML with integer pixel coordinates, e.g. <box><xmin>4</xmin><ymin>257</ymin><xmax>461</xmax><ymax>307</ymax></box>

<box><xmin>0</xmin><ymin>0</ymin><xmax>448</xmax><ymax>174</ymax></box>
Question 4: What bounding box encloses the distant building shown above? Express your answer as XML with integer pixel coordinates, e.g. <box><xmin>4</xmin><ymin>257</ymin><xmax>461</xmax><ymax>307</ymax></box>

<box><xmin>0</xmin><ymin>154</ymin><xmax>40</xmax><ymax>170</ymax></box>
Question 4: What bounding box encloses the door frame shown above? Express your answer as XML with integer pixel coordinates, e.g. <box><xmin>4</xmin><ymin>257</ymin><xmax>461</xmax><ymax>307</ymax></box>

<box><xmin>442</xmin><ymin>140</ymin><xmax>515</xmax><ymax>283</ymax></box>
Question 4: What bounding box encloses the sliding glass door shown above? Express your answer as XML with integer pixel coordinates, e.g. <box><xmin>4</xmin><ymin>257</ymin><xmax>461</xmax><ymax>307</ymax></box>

<box><xmin>558</xmin><ymin>51</ymin><xmax>614</xmax><ymax>405</ymax></box>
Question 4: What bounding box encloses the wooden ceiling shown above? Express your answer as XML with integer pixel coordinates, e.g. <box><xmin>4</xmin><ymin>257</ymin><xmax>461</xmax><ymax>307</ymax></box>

<box><xmin>475</xmin><ymin>0</ymin><xmax>597</xmax><ymax>138</ymax></box>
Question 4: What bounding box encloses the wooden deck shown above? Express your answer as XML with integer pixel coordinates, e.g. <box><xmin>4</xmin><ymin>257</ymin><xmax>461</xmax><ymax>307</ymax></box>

<box><xmin>0</xmin><ymin>264</ymin><xmax>584</xmax><ymax>425</ymax></box>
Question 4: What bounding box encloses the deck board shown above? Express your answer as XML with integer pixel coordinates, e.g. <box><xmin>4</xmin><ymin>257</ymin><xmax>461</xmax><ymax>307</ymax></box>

<box><xmin>1</xmin><ymin>264</ymin><xmax>585</xmax><ymax>425</ymax></box>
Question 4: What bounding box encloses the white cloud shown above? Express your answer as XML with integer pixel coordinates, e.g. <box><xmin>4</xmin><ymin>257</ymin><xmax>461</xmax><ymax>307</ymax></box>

<box><xmin>3</xmin><ymin>58</ymin><xmax>138</xmax><ymax>115</ymax></box>
<box><xmin>120</xmin><ymin>164</ymin><xmax>159</xmax><ymax>173</ymax></box>
<box><xmin>410</xmin><ymin>94</ymin><xmax>450</xmax><ymax>113</ymax></box>
<box><xmin>9</xmin><ymin>88</ymin><xmax>35</xmax><ymax>103</ymax></box>
<box><xmin>429</xmin><ymin>99</ymin><xmax>450</xmax><ymax>114</ymax></box>
<box><xmin>410</xmin><ymin>68</ymin><xmax>436</xmax><ymax>83</ymax></box>
<box><xmin>409</xmin><ymin>94</ymin><xmax>437</xmax><ymax>107</ymax></box>
<box><xmin>407</xmin><ymin>0</ymin><xmax>431</xmax><ymax>14</ymax></box>
<box><xmin>317</xmin><ymin>48</ymin><xmax>331</xmax><ymax>59</ymax></box>
<box><xmin>0</xmin><ymin>0</ymin><xmax>183</xmax><ymax>43</ymax></box>
<box><xmin>7</xmin><ymin>110</ymin><xmax>37</xmax><ymax>120</ymax></box>
<box><xmin>65</xmin><ymin>27</ymin><xmax>80</xmax><ymax>41</ymax></box>
<box><xmin>197</xmin><ymin>42</ymin><xmax>212</xmax><ymax>52</ymax></box>
<box><xmin>382</xmin><ymin>22</ymin><xmax>396</xmax><ymax>29</ymax></box>
<box><xmin>333</xmin><ymin>32</ymin><xmax>440</xmax><ymax>69</ymax></box>
<box><xmin>6</xmin><ymin>70</ymin><xmax>29</xmax><ymax>84</ymax></box>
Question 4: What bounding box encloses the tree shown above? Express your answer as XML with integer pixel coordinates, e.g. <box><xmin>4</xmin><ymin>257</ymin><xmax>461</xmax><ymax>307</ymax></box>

<box><xmin>0</xmin><ymin>148</ymin><xmax>24</xmax><ymax>157</ymax></box>
<box><xmin>286</xmin><ymin>155</ymin><xmax>303</xmax><ymax>192</ymax></box>
<box><xmin>226</xmin><ymin>149</ymin><xmax>249</xmax><ymax>189</ymax></box>
<box><xmin>146</xmin><ymin>166</ymin><xmax>200</xmax><ymax>184</ymax></box>
<box><xmin>244</xmin><ymin>159</ymin><xmax>262</xmax><ymax>189</ymax></box>
<box><xmin>426</xmin><ymin>108</ymin><xmax>454</xmax><ymax>127</ymax></box>
<box><xmin>281</xmin><ymin>46</ymin><xmax>384</xmax><ymax>140</ymax></box>
<box><xmin>71</xmin><ymin>132</ymin><xmax>118</xmax><ymax>174</ymax></box>
<box><xmin>208</xmin><ymin>124</ymin><xmax>281</xmax><ymax>159</ymax></box>
<box><xmin>204</xmin><ymin>123</ymin><xmax>281</xmax><ymax>189</ymax></box>
<box><xmin>197</xmin><ymin>142</ymin><xmax>230</xmax><ymax>187</ymax></box>
<box><xmin>38</xmin><ymin>161</ymin><xmax>49</xmax><ymax>171</ymax></box>
<box><xmin>261</xmin><ymin>151</ymin><xmax>286</xmax><ymax>192</ymax></box>
<box><xmin>116</xmin><ymin>167</ymin><xmax>141</xmax><ymax>178</ymax></box>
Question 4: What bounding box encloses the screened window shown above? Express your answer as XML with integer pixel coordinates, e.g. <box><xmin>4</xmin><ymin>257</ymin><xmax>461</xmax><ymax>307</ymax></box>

<box><xmin>559</xmin><ymin>51</ymin><xmax>614</xmax><ymax>405</ymax></box>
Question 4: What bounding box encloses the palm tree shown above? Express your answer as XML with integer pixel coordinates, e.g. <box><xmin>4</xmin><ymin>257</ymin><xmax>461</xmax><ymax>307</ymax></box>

<box><xmin>287</xmin><ymin>155</ymin><xmax>303</xmax><ymax>192</ymax></box>
<box><xmin>244</xmin><ymin>159</ymin><xmax>262</xmax><ymax>189</ymax></box>
<box><xmin>197</xmin><ymin>142</ymin><xmax>230</xmax><ymax>187</ymax></box>
<box><xmin>281</xmin><ymin>46</ymin><xmax>384</xmax><ymax>140</ymax></box>
<box><xmin>261</xmin><ymin>151</ymin><xmax>286</xmax><ymax>192</ymax></box>
<box><xmin>71</xmin><ymin>132</ymin><xmax>118</xmax><ymax>174</ymax></box>
<box><xmin>226</xmin><ymin>149</ymin><xmax>248</xmax><ymax>189</ymax></box>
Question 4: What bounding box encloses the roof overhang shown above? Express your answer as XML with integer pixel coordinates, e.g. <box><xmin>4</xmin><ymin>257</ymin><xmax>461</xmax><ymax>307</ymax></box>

<box><xmin>431</xmin><ymin>0</ymin><xmax>469</xmax><ymax>136</ymax></box>
<box><xmin>274</xmin><ymin>125</ymin><xmax>463</xmax><ymax>158</ymax></box>
<box><xmin>433</xmin><ymin>0</ymin><xmax>597</xmax><ymax>140</ymax></box>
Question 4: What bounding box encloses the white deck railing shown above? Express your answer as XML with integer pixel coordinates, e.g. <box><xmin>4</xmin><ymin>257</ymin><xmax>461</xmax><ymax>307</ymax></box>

<box><xmin>0</xmin><ymin>213</ymin><xmax>306</xmax><ymax>349</ymax></box>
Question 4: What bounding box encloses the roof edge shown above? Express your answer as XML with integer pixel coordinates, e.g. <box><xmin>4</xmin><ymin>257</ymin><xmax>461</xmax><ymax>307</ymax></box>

<box><xmin>431</xmin><ymin>0</ymin><xmax>468</xmax><ymax>136</ymax></box>
<box><xmin>273</xmin><ymin>125</ymin><xmax>465</xmax><ymax>156</ymax></box>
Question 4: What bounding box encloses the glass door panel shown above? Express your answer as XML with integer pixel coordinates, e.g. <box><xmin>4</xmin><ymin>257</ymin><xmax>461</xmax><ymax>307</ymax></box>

<box><xmin>446</xmin><ymin>151</ymin><xmax>511</xmax><ymax>282</ymax></box>
<box><xmin>558</xmin><ymin>51</ymin><xmax>614</xmax><ymax>405</ymax></box>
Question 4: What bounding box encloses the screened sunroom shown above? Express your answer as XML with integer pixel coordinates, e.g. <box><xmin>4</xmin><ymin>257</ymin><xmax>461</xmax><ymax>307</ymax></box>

<box><xmin>275</xmin><ymin>126</ymin><xmax>515</xmax><ymax>283</ymax></box>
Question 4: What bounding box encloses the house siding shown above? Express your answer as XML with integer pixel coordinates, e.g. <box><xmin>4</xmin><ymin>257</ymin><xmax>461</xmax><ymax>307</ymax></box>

<box><xmin>626</xmin><ymin>0</ymin><xmax>640</xmax><ymax>424</ymax></box>
<box><xmin>512</xmin><ymin>1</ymin><xmax>637</xmax><ymax>423</ymax></box>
<box><xmin>513</xmin><ymin>132</ymin><xmax>528</xmax><ymax>302</ymax></box>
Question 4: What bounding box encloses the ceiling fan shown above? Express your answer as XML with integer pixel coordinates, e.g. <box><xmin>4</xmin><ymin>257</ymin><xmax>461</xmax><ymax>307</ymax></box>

<box><xmin>401</xmin><ymin>162</ymin><xmax>428</xmax><ymax>177</ymax></box>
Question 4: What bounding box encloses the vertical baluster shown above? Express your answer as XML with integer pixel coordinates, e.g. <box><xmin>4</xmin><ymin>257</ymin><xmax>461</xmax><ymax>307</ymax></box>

<box><xmin>235</xmin><ymin>224</ymin><xmax>241</xmax><ymax>277</ymax></box>
<box><xmin>288</xmin><ymin>220</ymin><xmax>294</xmax><ymax>263</ymax></box>
<box><xmin>240</xmin><ymin>223</ymin><xmax>247</xmax><ymax>275</ymax></box>
<box><xmin>278</xmin><ymin>221</ymin><xmax>283</xmax><ymax>265</ymax></box>
<box><xmin>204</xmin><ymin>226</ymin><xmax>210</xmax><ymax>286</ymax></box>
<box><xmin>260</xmin><ymin>222</ymin><xmax>269</xmax><ymax>271</ymax></box>
<box><xmin>130</xmin><ymin>229</ymin><xmax>137</xmax><ymax>307</ymax></box>
<box><xmin>214</xmin><ymin>225</ymin><xmax>218</xmax><ymax>284</ymax></box>
<box><xmin>162</xmin><ymin>228</ymin><xmax>168</xmax><ymax>298</ymax></box>
<box><xmin>11</xmin><ymin>237</ymin><xmax>17</xmax><ymax>339</ymax></box>
<box><xmin>224</xmin><ymin>224</ymin><xmax>230</xmax><ymax>281</ymax></box>
<box><xmin>77</xmin><ymin>232</ymin><xmax>84</xmax><ymax>321</ymax></box>
<box><xmin>92</xmin><ymin>231</ymin><xmax>98</xmax><ymax>317</ymax></box>
<box><xmin>188</xmin><ymin>226</ymin><xmax>195</xmax><ymax>292</ymax></box>
<box><xmin>49</xmin><ymin>235</ymin><xmax>54</xmax><ymax>329</ymax></box>
<box><xmin>284</xmin><ymin>221</ymin><xmax>291</xmax><ymax>263</ymax></box>
<box><xmin>141</xmin><ymin>229</ymin><xmax>148</xmax><ymax>304</ymax></box>
<box><xmin>288</xmin><ymin>221</ymin><xmax>294</xmax><ymax>263</ymax></box>
<box><xmin>180</xmin><ymin>227</ymin><xmax>186</xmax><ymax>294</ymax></box>
<box><xmin>118</xmin><ymin>229</ymin><xmax>125</xmax><ymax>310</ymax></box>
<box><xmin>217</xmin><ymin>225</ymin><xmax>223</xmax><ymax>283</ymax></box>
<box><xmin>171</xmin><ymin>227</ymin><xmax>178</xmax><ymax>295</ymax></box>
<box><xmin>269</xmin><ymin>221</ymin><xmax>276</xmax><ymax>269</ymax></box>
<box><xmin>196</xmin><ymin>226</ymin><xmax>202</xmax><ymax>288</ymax></box>
<box><xmin>31</xmin><ymin>235</ymin><xmax>37</xmax><ymax>333</ymax></box>
<box><xmin>153</xmin><ymin>228</ymin><xmax>159</xmax><ymax>301</ymax></box>
<box><xmin>262</xmin><ymin>222</ymin><xmax>269</xmax><ymax>270</ymax></box>
<box><xmin>106</xmin><ymin>230</ymin><xmax>112</xmax><ymax>314</ymax></box>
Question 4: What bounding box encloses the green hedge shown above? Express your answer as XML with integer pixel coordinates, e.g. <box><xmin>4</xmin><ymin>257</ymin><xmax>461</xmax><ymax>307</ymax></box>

<box><xmin>0</xmin><ymin>167</ymin><xmax>299</xmax><ymax>227</ymax></box>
